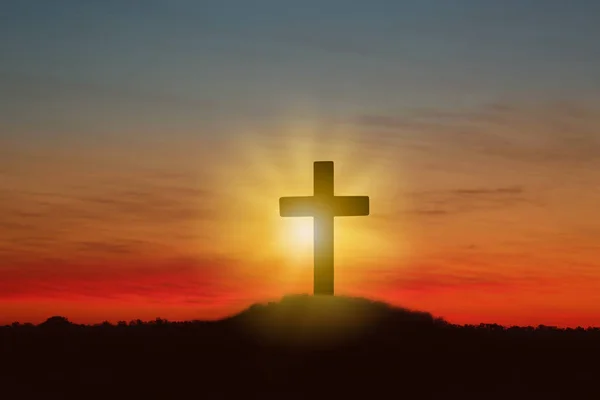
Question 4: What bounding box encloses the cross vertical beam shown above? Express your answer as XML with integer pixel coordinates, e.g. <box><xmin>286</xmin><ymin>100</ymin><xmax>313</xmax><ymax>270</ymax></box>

<box><xmin>314</xmin><ymin>161</ymin><xmax>334</xmax><ymax>197</ymax></box>
<box><xmin>314</xmin><ymin>162</ymin><xmax>334</xmax><ymax>295</ymax></box>
<box><xmin>314</xmin><ymin>214</ymin><xmax>334</xmax><ymax>295</ymax></box>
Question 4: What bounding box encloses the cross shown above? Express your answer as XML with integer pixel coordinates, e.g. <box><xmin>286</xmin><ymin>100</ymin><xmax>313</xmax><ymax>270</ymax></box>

<box><xmin>279</xmin><ymin>161</ymin><xmax>370</xmax><ymax>295</ymax></box>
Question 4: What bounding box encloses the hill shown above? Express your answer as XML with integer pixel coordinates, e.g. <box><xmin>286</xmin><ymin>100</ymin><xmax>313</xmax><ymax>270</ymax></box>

<box><xmin>2</xmin><ymin>295</ymin><xmax>599</xmax><ymax>399</ymax></box>
<box><xmin>225</xmin><ymin>294</ymin><xmax>443</xmax><ymax>345</ymax></box>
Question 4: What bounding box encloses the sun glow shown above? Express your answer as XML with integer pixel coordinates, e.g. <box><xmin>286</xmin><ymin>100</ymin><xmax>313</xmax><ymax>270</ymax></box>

<box><xmin>203</xmin><ymin>114</ymin><xmax>415</xmax><ymax>289</ymax></box>
<box><xmin>280</xmin><ymin>217</ymin><xmax>314</xmax><ymax>257</ymax></box>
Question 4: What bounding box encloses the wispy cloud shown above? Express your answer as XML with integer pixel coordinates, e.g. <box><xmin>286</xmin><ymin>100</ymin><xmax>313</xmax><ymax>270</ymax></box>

<box><xmin>0</xmin><ymin>256</ymin><xmax>242</xmax><ymax>301</ymax></box>
<box><xmin>0</xmin><ymin>170</ymin><xmax>217</xmax><ymax>261</ymax></box>
<box><xmin>0</xmin><ymin>72</ymin><xmax>215</xmax><ymax>110</ymax></box>
<box><xmin>398</xmin><ymin>185</ymin><xmax>533</xmax><ymax>216</ymax></box>
<box><xmin>361</xmin><ymin>247</ymin><xmax>581</xmax><ymax>297</ymax></box>
<box><xmin>353</xmin><ymin>101</ymin><xmax>600</xmax><ymax>167</ymax></box>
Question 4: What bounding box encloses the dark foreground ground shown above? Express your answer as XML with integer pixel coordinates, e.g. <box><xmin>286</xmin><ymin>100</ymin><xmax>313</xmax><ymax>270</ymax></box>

<box><xmin>2</xmin><ymin>295</ymin><xmax>600</xmax><ymax>399</ymax></box>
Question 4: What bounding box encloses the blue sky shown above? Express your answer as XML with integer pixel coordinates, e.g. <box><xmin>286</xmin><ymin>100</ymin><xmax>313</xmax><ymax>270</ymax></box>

<box><xmin>2</xmin><ymin>0</ymin><xmax>600</xmax><ymax>142</ymax></box>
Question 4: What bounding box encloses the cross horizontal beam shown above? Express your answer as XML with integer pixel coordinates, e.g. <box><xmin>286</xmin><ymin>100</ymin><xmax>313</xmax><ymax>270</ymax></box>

<box><xmin>279</xmin><ymin>196</ymin><xmax>370</xmax><ymax>217</ymax></box>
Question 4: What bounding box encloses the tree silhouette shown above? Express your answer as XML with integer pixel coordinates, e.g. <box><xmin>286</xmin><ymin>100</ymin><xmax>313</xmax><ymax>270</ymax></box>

<box><xmin>39</xmin><ymin>315</ymin><xmax>73</xmax><ymax>328</ymax></box>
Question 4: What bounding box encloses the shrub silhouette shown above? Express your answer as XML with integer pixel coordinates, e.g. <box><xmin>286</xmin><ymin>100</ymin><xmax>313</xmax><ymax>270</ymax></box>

<box><xmin>38</xmin><ymin>316</ymin><xmax>74</xmax><ymax>328</ymax></box>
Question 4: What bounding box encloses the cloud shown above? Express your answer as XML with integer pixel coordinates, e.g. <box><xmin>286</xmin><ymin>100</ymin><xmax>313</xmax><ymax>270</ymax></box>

<box><xmin>0</xmin><ymin>171</ymin><xmax>217</xmax><ymax>261</ymax></box>
<box><xmin>353</xmin><ymin>114</ymin><xmax>437</xmax><ymax>130</ymax></box>
<box><xmin>363</xmin><ymin>247</ymin><xmax>574</xmax><ymax>296</ymax></box>
<box><xmin>77</xmin><ymin>185</ymin><xmax>213</xmax><ymax>222</ymax></box>
<box><xmin>76</xmin><ymin>241</ymin><xmax>137</xmax><ymax>255</ymax></box>
<box><xmin>409</xmin><ymin>209</ymin><xmax>449</xmax><ymax>216</ymax></box>
<box><xmin>452</xmin><ymin>186</ymin><xmax>524</xmax><ymax>195</ymax></box>
<box><xmin>0</xmin><ymin>256</ymin><xmax>243</xmax><ymax>301</ymax></box>
<box><xmin>352</xmin><ymin>101</ymin><xmax>600</xmax><ymax>167</ymax></box>
<box><xmin>268</xmin><ymin>31</ymin><xmax>381</xmax><ymax>58</ymax></box>
<box><xmin>0</xmin><ymin>72</ymin><xmax>215</xmax><ymax>111</ymax></box>
<box><xmin>395</xmin><ymin>273</ymin><xmax>506</xmax><ymax>293</ymax></box>
<box><xmin>399</xmin><ymin>185</ymin><xmax>532</xmax><ymax>217</ymax></box>
<box><xmin>0</xmin><ymin>71</ymin><xmax>221</xmax><ymax>139</ymax></box>
<box><xmin>353</xmin><ymin>263</ymin><xmax>506</xmax><ymax>295</ymax></box>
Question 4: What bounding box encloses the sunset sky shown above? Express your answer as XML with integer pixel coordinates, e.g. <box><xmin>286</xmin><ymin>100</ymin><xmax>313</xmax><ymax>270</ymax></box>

<box><xmin>2</xmin><ymin>1</ymin><xmax>600</xmax><ymax>327</ymax></box>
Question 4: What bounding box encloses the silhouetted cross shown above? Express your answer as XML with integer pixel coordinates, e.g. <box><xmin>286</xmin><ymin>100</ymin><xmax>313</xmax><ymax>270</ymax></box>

<box><xmin>279</xmin><ymin>161</ymin><xmax>370</xmax><ymax>295</ymax></box>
